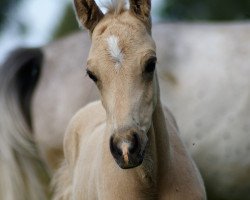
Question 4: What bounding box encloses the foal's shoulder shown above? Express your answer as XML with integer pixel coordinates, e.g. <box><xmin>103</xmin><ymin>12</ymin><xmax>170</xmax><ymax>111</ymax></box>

<box><xmin>63</xmin><ymin>100</ymin><xmax>105</xmax><ymax>166</ymax></box>
<box><xmin>66</xmin><ymin>101</ymin><xmax>105</xmax><ymax>139</ymax></box>
<box><xmin>68</xmin><ymin>100</ymin><xmax>105</xmax><ymax>130</ymax></box>
<box><xmin>76</xmin><ymin>100</ymin><xmax>105</xmax><ymax>120</ymax></box>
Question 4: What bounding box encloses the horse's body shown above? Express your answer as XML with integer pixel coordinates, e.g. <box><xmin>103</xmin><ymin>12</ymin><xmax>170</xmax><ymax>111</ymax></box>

<box><xmin>35</xmin><ymin>23</ymin><xmax>250</xmax><ymax>199</ymax></box>
<box><xmin>0</xmin><ymin>6</ymin><xmax>249</xmax><ymax>199</ymax></box>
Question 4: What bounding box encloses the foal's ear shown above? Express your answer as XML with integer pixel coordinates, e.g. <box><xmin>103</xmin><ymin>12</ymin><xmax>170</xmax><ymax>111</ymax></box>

<box><xmin>129</xmin><ymin>0</ymin><xmax>151</xmax><ymax>31</ymax></box>
<box><xmin>74</xmin><ymin>0</ymin><xmax>104</xmax><ymax>33</ymax></box>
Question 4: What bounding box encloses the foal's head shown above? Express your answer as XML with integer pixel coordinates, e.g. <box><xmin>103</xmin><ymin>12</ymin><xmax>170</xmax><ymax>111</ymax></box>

<box><xmin>74</xmin><ymin>0</ymin><xmax>157</xmax><ymax>169</ymax></box>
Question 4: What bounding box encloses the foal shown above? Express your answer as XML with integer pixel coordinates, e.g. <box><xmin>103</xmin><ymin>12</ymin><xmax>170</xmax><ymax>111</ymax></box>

<box><xmin>53</xmin><ymin>0</ymin><xmax>206</xmax><ymax>199</ymax></box>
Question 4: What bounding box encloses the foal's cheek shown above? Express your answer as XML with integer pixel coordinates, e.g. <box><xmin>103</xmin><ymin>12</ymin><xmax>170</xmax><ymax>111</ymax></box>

<box><xmin>137</xmin><ymin>83</ymin><xmax>156</xmax><ymax>130</ymax></box>
<box><xmin>138</xmin><ymin>102</ymin><xmax>154</xmax><ymax>131</ymax></box>
<box><xmin>143</xmin><ymin>84</ymin><xmax>155</xmax><ymax>110</ymax></box>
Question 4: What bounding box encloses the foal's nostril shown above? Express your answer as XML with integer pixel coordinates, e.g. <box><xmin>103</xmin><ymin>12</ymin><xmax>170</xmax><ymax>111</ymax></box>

<box><xmin>129</xmin><ymin>133</ymin><xmax>140</xmax><ymax>154</ymax></box>
<box><xmin>110</xmin><ymin>136</ymin><xmax>122</xmax><ymax>157</ymax></box>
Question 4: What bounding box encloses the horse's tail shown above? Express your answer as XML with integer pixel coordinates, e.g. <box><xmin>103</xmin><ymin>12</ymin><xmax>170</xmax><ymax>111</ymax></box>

<box><xmin>0</xmin><ymin>48</ymin><xmax>49</xmax><ymax>200</ymax></box>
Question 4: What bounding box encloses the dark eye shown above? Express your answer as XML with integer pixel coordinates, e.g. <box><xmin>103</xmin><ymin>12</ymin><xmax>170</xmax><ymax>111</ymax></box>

<box><xmin>144</xmin><ymin>57</ymin><xmax>156</xmax><ymax>73</ymax></box>
<box><xmin>86</xmin><ymin>69</ymin><xmax>98</xmax><ymax>82</ymax></box>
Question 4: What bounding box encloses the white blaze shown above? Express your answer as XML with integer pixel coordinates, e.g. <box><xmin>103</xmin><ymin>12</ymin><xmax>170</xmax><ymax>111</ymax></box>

<box><xmin>106</xmin><ymin>35</ymin><xmax>123</xmax><ymax>68</ymax></box>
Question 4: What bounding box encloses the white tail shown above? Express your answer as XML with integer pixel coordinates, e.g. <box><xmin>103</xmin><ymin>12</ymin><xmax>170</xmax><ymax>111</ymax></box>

<box><xmin>0</xmin><ymin>48</ymin><xmax>49</xmax><ymax>200</ymax></box>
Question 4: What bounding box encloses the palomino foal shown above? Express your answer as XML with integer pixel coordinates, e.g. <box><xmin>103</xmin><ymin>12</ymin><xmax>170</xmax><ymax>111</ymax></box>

<box><xmin>53</xmin><ymin>0</ymin><xmax>206</xmax><ymax>199</ymax></box>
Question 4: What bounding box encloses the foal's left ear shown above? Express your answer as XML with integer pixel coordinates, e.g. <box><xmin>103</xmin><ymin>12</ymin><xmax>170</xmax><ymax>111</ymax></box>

<box><xmin>129</xmin><ymin>0</ymin><xmax>151</xmax><ymax>31</ymax></box>
<box><xmin>74</xmin><ymin>0</ymin><xmax>104</xmax><ymax>33</ymax></box>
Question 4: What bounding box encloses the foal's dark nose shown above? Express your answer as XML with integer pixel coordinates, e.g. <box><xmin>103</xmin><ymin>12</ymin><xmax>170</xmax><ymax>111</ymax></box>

<box><xmin>110</xmin><ymin>131</ymin><xmax>144</xmax><ymax>169</ymax></box>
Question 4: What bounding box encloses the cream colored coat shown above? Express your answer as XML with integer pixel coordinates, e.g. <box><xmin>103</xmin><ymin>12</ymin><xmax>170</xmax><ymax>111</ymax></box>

<box><xmin>53</xmin><ymin>100</ymin><xmax>205</xmax><ymax>200</ymax></box>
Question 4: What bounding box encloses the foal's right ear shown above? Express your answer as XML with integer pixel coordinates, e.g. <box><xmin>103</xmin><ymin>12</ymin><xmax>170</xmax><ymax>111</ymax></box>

<box><xmin>74</xmin><ymin>0</ymin><xmax>104</xmax><ymax>33</ymax></box>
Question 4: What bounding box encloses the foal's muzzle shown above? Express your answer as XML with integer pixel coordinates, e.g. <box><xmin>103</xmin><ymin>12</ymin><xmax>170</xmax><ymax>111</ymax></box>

<box><xmin>109</xmin><ymin>130</ymin><xmax>145</xmax><ymax>169</ymax></box>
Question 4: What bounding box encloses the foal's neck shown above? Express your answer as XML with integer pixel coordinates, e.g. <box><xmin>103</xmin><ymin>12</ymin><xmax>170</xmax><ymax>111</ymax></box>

<box><xmin>149</xmin><ymin>98</ymin><xmax>171</xmax><ymax>183</ymax></box>
<box><xmin>137</xmin><ymin>95</ymin><xmax>171</xmax><ymax>197</ymax></box>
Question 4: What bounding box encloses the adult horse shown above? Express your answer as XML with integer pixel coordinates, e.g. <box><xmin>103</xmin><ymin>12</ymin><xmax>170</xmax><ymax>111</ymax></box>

<box><xmin>52</xmin><ymin>0</ymin><xmax>206</xmax><ymax>199</ymax></box>
<box><xmin>0</xmin><ymin>4</ymin><xmax>250</xmax><ymax>200</ymax></box>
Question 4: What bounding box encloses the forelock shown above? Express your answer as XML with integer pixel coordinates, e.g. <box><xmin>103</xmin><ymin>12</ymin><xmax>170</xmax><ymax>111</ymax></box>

<box><xmin>100</xmin><ymin>0</ymin><xmax>128</xmax><ymax>15</ymax></box>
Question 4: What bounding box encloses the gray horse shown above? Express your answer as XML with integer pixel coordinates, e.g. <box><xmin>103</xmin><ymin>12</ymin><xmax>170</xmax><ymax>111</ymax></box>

<box><xmin>0</xmin><ymin>22</ymin><xmax>250</xmax><ymax>200</ymax></box>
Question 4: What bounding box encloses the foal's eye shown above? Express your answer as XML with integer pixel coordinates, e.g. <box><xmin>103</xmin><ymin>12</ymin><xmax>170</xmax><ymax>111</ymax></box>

<box><xmin>144</xmin><ymin>57</ymin><xmax>157</xmax><ymax>74</ymax></box>
<box><xmin>86</xmin><ymin>69</ymin><xmax>98</xmax><ymax>82</ymax></box>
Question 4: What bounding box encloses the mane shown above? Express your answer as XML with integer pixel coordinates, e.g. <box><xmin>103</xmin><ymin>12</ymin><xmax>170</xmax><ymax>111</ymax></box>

<box><xmin>100</xmin><ymin>0</ymin><xmax>128</xmax><ymax>15</ymax></box>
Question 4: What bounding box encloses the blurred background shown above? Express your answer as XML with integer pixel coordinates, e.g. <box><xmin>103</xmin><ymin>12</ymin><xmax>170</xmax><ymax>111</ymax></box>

<box><xmin>0</xmin><ymin>0</ymin><xmax>250</xmax><ymax>64</ymax></box>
